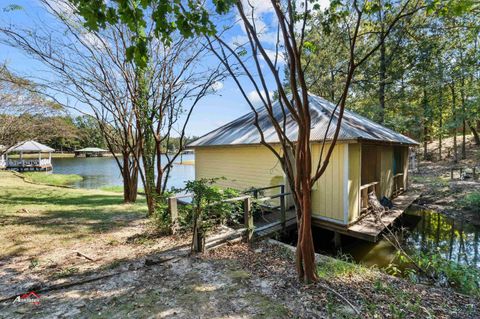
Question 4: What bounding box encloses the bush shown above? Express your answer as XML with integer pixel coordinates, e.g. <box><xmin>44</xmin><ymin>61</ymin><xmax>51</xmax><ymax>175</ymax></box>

<box><xmin>459</xmin><ymin>191</ymin><xmax>480</xmax><ymax>213</ymax></box>
<box><xmin>393</xmin><ymin>249</ymin><xmax>480</xmax><ymax>296</ymax></box>
<box><xmin>149</xmin><ymin>192</ymin><xmax>174</xmax><ymax>233</ymax></box>
<box><xmin>179</xmin><ymin>178</ymin><xmax>242</xmax><ymax>252</ymax></box>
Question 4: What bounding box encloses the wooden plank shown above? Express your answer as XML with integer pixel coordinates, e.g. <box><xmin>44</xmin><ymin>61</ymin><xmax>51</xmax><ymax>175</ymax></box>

<box><xmin>313</xmin><ymin>191</ymin><xmax>420</xmax><ymax>242</ymax></box>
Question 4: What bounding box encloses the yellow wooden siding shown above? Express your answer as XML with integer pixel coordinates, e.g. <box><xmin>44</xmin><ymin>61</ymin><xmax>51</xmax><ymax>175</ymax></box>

<box><xmin>348</xmin><ymin>143</ymin><xmax>361</xmax><ymax>223</ymax></box>
<box><xmin>195</xmin><ymin>146</ymin><xmax>284</xmax><ymax>191</ymax></box>
<box><xmin>311</xmin><ymin>143</ymin><xmax>345</xmax><ymax>222</ymax></box>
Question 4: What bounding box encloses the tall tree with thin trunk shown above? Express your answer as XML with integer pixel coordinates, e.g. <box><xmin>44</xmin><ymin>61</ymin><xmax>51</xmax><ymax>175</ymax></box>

<box><xmin>209</xmin><ymin>0</ymin><xmax>423</xmax><ymax>282</ymax></box>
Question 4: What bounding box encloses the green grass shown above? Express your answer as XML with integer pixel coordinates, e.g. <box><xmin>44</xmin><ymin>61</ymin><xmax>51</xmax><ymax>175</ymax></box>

<box><xmin>100</xmin><ymin>185</ymin><xmax>144</xmax><ymax>193</ymax></box>
<box><xmin>317</xmin><ymin>254</ymin><xmax>368</xmax><ymax>279</ymax></box>
<box><xmin>459</xmin><ymin>191</ymin><xmax>480</xmax><ymax>212</ymax></box>
<box><xmin>23</xmin><ymin>172</ymin><xmax>83</xmax><ymax>186</ymax></box>
<box><xmin>0</xmin><ymin>171</ymin><xmax>147</xmax><ymax>259</ymax></box>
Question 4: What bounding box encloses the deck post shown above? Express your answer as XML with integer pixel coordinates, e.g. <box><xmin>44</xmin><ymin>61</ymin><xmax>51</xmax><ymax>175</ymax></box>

<box><xmin>280</xmin><ymin>185</ymin><xmax>286</xmax><ymax>232</ymax></box>
<box><xmin>168</xmin><ymin>197</ymin><xmax>179</xmax><ymax>235</ymax></box>
<box><xmin>333</xmin><ymin>232</ymin><xmax>341</xmax><ymax>248</ymax></box>
<box><xmin>244</xmin><ymin>197</ymin><xmax>253</xmax><ymax>242</ymax></box>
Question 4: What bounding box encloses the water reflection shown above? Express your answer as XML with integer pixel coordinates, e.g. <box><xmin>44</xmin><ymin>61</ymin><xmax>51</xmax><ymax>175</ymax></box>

<box><xmin>51</xmin><ymin>154</ymin><xmax>194</xmax><ymax>190</ymax></box>
<box><xmin>311</xmin><ymin>207</ymin><xmax>480</xmax><ymax>270</ymax></box>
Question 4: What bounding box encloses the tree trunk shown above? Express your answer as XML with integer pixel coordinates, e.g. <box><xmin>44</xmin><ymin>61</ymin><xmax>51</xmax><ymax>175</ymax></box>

<box><xmin>378</xmin><ymin>32</ymin><xmax>386</xmax><ymax>124</ymax></box>
<box><xmin>295</xmin><ymin>181</ymin><xmax>317</xmax><ymax>283</ymax></box>
<box><xmin>438</xmin><ymin>81</ymin><xmax>443</xmax><ymax>161</ymax></box>
<box><xmin>451</xmin><ymin>84</ymin><xmax>458</xmax><ymax>163</ymax></box>
<box><xmin>423</xmin><ymin>89</ymin><xmax>429</xmax><ymax>160</ymax></box>
<box><xmin>460</xmin><ymin>77</ymin><xmax>467</xmax><ymax>159</ymax></box>
<box><xmin>468</xmin><ymin>122</ymin><xmax>480</xmax><ymax>145</ymax></box>
<box><xmin>330</xmin><ymin>69</ymin><xmax>335</xmax><ymax>102</ymax></box>
<box><xmin>439</xmin><ymin>115</ymin><xmax>442</xmax><ymax>161</ymax></box>
<box><xmin>294</xmin><ymin>128</ymin><xmax>317</xmax><ymax>283</ymax></box>
<box><xmin>122</xmin><ymin>152</ymin><xmax>138</xmax><ymax>203</ymax></box>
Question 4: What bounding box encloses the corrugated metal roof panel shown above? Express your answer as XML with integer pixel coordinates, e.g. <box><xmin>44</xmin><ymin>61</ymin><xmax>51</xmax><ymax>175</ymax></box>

<box><xmin>189</xmin><ymin>94</ymin><xmax>419</xmax><ymax>147</ymax></box>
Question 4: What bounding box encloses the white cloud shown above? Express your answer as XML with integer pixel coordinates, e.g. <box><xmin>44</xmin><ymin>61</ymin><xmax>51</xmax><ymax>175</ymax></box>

<box><xmin>211</xmin><ymin>81</ymin><xmax>224</xmax><ymax>91</ymax></box>
<box><xmin>247</xmin><ymin>89</ymin><xmax>273</xmax><ymax>104</ymax></box>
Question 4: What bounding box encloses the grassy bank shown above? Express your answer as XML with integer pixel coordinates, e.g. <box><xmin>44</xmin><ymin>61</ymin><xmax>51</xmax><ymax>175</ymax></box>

<box><xmin>0</xmin><ymin>170</ymin><xmax>147</xmax><ymax>261</ymax></box>
<box><xmin>23</xmin><ymin>172</ymin><xmax>83</xmax><ymax>186</ymax></box>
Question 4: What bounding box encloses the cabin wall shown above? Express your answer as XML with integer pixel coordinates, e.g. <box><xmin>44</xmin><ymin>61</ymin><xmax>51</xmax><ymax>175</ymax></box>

<box><xmin>348</xmin><ymin>143</ymin><xmax>361</xmax><ymax>223</ymax></box>
<box><xmin>311</xmin><ymin>143</ymin><xmax>347</xmax><ymax>224</ymax></box>
<box><xmin>380</xmin><ymin>146</ymin><xmax>394</xmax><ymax>198</ymax></box>
<box><xmin>194</xmin><ymin>145</ymin><xmax>284</xmax><ymax>191</ymax></box>
<box><xmin>360</xmin><ymin>143</ymin><xmax>410</xmax><ymax>199</ymax></box>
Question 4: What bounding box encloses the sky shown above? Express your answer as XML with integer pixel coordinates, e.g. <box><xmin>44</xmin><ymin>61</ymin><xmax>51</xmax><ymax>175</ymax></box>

<box><xmin>0</xmin><ymin>0</ymin><xmax>329</xmax><ymax>138</ymax></box>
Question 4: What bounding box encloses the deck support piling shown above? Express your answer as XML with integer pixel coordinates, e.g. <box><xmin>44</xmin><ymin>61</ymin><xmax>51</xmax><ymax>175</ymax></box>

<box><xmin>333</xmin><ymin>232</ymin><xmax>341</xmax><ymax>248</ymax></box>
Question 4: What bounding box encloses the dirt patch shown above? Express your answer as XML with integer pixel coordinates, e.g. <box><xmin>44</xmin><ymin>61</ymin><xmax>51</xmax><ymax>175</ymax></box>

<box><xmin>412</xmin><ymin>134</ymin><xmax>480</xmax><ymax>225</ymax></box>
<box><xmin>1</xmin><ymin>242</ymin><xmax>477</xmax><ymax>318</ymax></box>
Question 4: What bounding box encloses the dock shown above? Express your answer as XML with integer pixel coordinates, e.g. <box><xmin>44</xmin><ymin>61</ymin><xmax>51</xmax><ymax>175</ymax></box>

<box><xmin>171</xmin><ymin>185</ymin><xmax>420</xmax><ymax>244</ymax></box>
<box><xmin>253</xmin><ymin>209</ymin><xmax>297</xmax><ymax>239</ymax></box>
<box><xmin>313</xmin><ymin>191</ymin><xmax>420</xmax><ymax>242</ymax></box>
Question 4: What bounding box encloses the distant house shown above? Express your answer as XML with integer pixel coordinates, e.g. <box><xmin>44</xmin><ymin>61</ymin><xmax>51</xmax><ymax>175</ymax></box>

<box><xmin>74</xmin><ymin>147</ymin><xmax>108</xmax><ymax>157</ymax></box>
<box><xmin>189</xmin><ymin>94</ymin><xmax>418</xmax><ymax>228</ymax></box>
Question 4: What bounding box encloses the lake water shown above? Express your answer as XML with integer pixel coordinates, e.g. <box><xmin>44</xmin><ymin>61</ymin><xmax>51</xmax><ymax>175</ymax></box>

<box><xmin>51</xmin><ymin>154</ymin><xmax>195</xmax><ymax>190</ymax></box>
<box><xmin>282</xmin><ymin>207</ymin><xmax>480</xmax><ymax>271</ymax></box>
<box><xmin>340</xmin><ymin>208</ymin><xmax>480</xmax><ymax>270</ymax></box>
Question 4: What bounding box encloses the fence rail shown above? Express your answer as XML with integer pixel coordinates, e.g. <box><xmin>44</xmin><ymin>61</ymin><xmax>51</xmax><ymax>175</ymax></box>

<box><xmin>167</xmin><ymin>184</ymin><xmax>291</xmax><ymax>242</ymax></box>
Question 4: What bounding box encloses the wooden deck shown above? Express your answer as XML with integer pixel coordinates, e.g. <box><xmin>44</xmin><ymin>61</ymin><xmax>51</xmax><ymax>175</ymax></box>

<box><xmin>253</xmin><ymin>208</ymin><xmax>297</xmax><ymax>239</ymax></box>
<box><xmin>313</xmin><ymin>191</ymin><xmax>420</xmax><ymax>242</ymax></box>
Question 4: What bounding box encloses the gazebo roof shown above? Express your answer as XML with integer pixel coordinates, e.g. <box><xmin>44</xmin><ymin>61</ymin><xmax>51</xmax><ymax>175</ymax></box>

<box><xmin>76</xmin><ymin>147</ymin><xmax>108</xmax><ymax>152</ymax></box>
<box><xmin>7</xmin><ymin>141</ymin><xmax>55</xmax><ymax>153</ymax></box>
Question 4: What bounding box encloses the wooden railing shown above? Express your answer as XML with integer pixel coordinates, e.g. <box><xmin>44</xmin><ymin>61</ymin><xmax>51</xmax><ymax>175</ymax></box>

<box><xmin>392</xmin><ymin>173</ymin><xmax>404</xmax><ymax>197</ymax></box>
<box><xmin>360</xmin><ymin>181</ymin><xmax>379</xmax><ymax>214</ymax></box>
<box><xmin>167</xmin><ymin>184</ymin><xmax>291</xmax><ymax>243</ymax></box>
<box><xmin>7</xmin><ymin>158</ymin><xmax>52</xmax><ymax>167</ymax></box>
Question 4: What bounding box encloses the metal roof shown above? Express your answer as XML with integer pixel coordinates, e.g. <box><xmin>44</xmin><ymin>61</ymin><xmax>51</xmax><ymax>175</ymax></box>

<box><xmin>75</xmin><ymin>147</ymin><xmax>108</xmax><ymax>152</ymax></box>
<box><xmin>7</xmin><ymin>140</ymin><xmax>55</xmax><ymax>153</ymax></box>
<box><xmin>189</xmin><ymin>94</ymin><xmax>419</xmax><ymax>147</ymax></box>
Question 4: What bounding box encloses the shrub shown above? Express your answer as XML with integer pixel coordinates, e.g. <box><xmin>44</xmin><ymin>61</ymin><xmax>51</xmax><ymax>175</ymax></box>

<box><xmin>179</xmin><ymin>178</ymin><xmax>242</xmax><ymax>252</ymax></box>
<box><xmin>392</xmin><ymin>249</ymin><xmax>480</xmax><ymax>296</ymax></box>
<box><xmin>459</xmin><ymin>191</ymin><xmax>480</xmax><ymax>213</ymax></box>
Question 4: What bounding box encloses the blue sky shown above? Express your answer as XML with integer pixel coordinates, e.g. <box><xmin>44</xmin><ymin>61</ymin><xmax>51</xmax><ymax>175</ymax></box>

<box><xmin>0</xmin><ymin>0</ymin><xmax>329</xmax><ymax>137</ymax></box>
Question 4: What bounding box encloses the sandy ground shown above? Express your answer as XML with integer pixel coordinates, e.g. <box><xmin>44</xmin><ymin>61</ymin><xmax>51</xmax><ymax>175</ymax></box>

<box><xmin>1</xmin><ymin>242</ymin><xmax>478</xmax><ymax>319</ymax></box>
<box><xmin>412</xmin><ymin>134</ymin><xmax>480</xmax><ymax>225</ymax></box>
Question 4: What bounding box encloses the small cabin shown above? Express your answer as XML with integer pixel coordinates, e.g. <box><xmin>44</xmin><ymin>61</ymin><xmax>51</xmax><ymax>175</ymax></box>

<box><xmin>189</xmin><ymin>94</ymin><xmax>418</xmax><ymax>237</ymax></box>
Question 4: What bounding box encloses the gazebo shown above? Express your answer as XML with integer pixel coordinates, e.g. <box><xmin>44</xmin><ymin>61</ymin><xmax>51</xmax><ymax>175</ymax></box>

<box><xmin>6</xmin><ymin>140</ymin><xmax>54</xmax><ymax>171</ymax></box>
<box><xmin>74</xmin><ymin>147</ymin><xmax>108</xmax><ymax>157</ymax></box>
<box><xmin>0</xmin><ymin>145</ymin><xmax>6</xmax><ymax>169</ymax></box>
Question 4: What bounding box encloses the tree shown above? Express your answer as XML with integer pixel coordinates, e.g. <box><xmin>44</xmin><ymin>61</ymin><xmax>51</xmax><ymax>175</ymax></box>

<box><xmin>58</xmin><ymin>0</ymin><xmax>225</xmax><ymax>215</ymax></box>
<box><xmin>207</xmin><ymin>0</ymin><xmax>424</xmax><ymax>282</ymax></box>
<box><xmin>0</xmin><ymin>65</ymin><xmax>64</xmax><ymax>155</ymax></box>
<box><xmin>0</xmin><ymin>1</ymin><xmax>223</xmax><ymax>210</ymax></box>
<box><xmin>1</xmin><ymin>3</ymin><xmax>142</xmax><ymax>202</ymax></box>
<box><xmin>74</xmin><ymin>115</ymin><xmax>107</xmax><ymax>149</ymax></box>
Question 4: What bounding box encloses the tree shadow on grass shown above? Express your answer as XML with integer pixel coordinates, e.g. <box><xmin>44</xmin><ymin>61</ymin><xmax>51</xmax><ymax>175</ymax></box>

<box><xmin>0</xmin><ymin>193</ymin><xmax>138</xmax><ymax>208</ymax></box>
